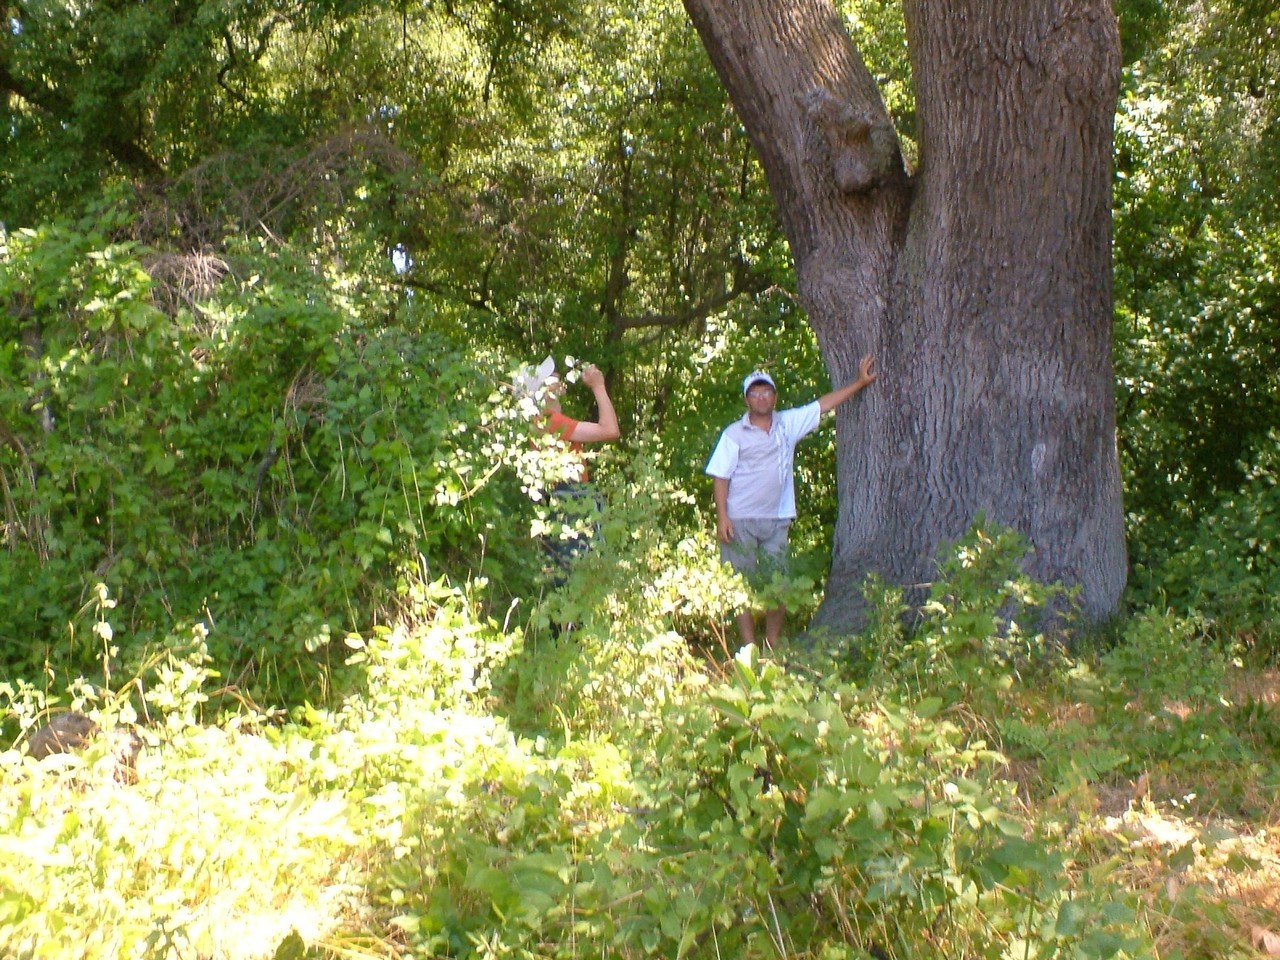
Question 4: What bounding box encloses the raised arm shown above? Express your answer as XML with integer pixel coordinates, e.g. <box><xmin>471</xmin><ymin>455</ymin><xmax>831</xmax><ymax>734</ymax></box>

<box><xmin>566</xmin><ymin>364</ymin><xmax>621</xmax><ymax>443</ymax></box>
<box><xmin>817</xmin><ymin>354</ymin><xmax>878</xmax><ymax>414</ymax></box>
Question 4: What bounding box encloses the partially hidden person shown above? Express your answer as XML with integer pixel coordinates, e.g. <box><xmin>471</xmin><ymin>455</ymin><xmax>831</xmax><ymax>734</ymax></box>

<box><xmin>705</xmin><ymin>356</ymin><xmax>877</xmax><ymax>648</ymax></box>
<box><xmin>517</xmin><ymin>356</ymin><xmax>620</xmax><ymax>580</ymax></box>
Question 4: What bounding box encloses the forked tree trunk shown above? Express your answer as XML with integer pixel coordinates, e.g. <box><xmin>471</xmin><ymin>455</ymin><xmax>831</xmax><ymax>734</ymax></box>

<box><xmin>683</xmin><ymin>0</ymin><xmax>1127</xmax><ymax>626</ymax></box>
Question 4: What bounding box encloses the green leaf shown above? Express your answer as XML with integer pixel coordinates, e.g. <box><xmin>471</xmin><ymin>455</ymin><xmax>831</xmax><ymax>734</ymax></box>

<box><xmin>1055</xmin><ymin>899</ymin><xmax>1090</xmax><ymax>938</ymax></box>
<box><xmin>272</xmin><ymin>931</ymin><xmax>308</xmax><ymax>960</ymax></box>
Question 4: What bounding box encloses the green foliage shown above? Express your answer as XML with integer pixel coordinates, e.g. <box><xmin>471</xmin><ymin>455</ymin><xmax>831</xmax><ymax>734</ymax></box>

<box><xmin>524</xmin><ymin>449</ymin><xmax>736</xmax><ymax>639</ymax></box>
<box><xmin>3</xmin><ymin>1</ymin><xmax>1280</xmax><ymax>955</ymax></box>
<box><xmin>857</xmin><ymin>522</ymin><xmax>1070</xmax><ymax>712</ymax></box>
<box><xmin>996</xmin><ymin>713</ymin><xmax>1130</xmax><ymax>796</ymax></box>
<box><xmin>0</xmin><ymin>0</ymin><xmax>588</xmax><ymax>229</ymax></box>
<box><xmin>1113</xmin><ymin>0</ymin><xmax>1280</xmax><ymax>562</ymax></box>
<box><xmin>624</xmin><ymin>650</ymin><xmax>1147</xmax><ymax>960</ymax></box>
<box><xmin>1100</xmin><ymin>609</ymin><xmax>1231</xmax><ymax>712</ymax></box>
<box><xmin>1080</xmin><ymin>609</ymin><xmax>1278</xmax><ymax>788</ymax></box>
<box><xmin>0</xmin><ymin>212</ymin><xmax>530</xmax><ymax>699</ymax></box>
<box><xmin>0</xmin><ymin>619</ymin><xmax>363</xmax><ymax>959</ymax></box>
<box><xmin>6</xmin><ymin>506</ymin><xmax>1248</xmax><ymax>960</ymax></box>
<box><xmin>979</xmin><ymin>603</ymin><xmax>1279</xmax><ymax>812</ymax></box>
<box><xmin>1132</xmin><ymin>433</ymin><xmax>1280</xmax><ymax>653</ymax></box>
<box><xmin>513</xmin><ymin>444</ymin><xmax>826</xmax><ymax>665</ymax></box>
<box><xmin>342</xmin><ymin>576</ymin><xmax>523</xmax><ymax>718</ymax></box>
<box><xmin>358</xmin><ymin>629</ymin><xmax>1154</xmax><ymax>960</ymax></box>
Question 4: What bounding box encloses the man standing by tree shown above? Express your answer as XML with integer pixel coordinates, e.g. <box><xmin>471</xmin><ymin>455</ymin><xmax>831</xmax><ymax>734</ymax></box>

<box><xmin>681</xmin><ymin>0</ymin><xmax>1128</xmax><ymax>630</ymax></box>
<box><xmin>707</xmin><ymin>355</ymin><xmax>877</xmax><ymax>647</ymax></box>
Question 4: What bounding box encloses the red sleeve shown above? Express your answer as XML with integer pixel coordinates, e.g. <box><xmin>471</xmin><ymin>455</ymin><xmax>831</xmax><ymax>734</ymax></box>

<box><xmin>545</xmin><ymin>411</ymin><xmax>579</xmax><ymax>440</ymax></box>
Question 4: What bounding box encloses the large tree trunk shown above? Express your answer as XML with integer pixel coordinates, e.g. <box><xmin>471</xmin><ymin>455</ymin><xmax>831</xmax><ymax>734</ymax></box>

<box><xmin>683</xmin><ymin>0</ymin><xmax>1128</xmax><ymax>626</ymax></box>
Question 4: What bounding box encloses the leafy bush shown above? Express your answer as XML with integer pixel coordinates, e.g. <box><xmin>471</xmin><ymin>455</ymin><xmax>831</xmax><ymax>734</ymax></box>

<box><xmin>0</xmin><ymin>618</ymin><xmax>366</xmax><ymax>959</ymax></box>
<box><xmin>360</xmin><ymin>609</ymin><xmax>1154</xmax><ymax>960</ymax></box>
<box><xmin>0</xmin><ymin>214</ymin><xmax>535</xmax><ymax>699</ymax></box>
<box><xmin>1100</xmin><ymin>608</ymin><xmax>1230</xmax><ymax>713</ymax></box>
<box><xmin>1133</xmin><ymin>431</ymin><xmax>1280</xmax><ymax>655</ymax></box>
<box><xmin>526</xmin><ymin>449</ymin><xmax>741</xmax><ymax>642</ymax></box>
<box><xmin>0</xmin><ymin>521</ymin><xmax>1173</xmax><ymax>960</ymax></box>
<box><xmin>1084</xmin><ymin>608</ymin><xmax>1276</xmax><ymax>790</ymax></box>
<box><xmin>857</xmin><ymin>522</ymin><xmax>1071</xmax><ymax>712</ymax></box>
<box><xmin>521</xmin><ymin>445</ymin><xmax>827</xmax><ymax>666</ymax></box>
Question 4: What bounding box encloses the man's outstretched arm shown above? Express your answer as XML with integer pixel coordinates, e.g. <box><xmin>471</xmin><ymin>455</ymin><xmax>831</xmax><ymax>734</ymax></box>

<box><xmin>817</xmin><ymin>354</ymin><xmax>878</xmax><ymax>414</ymax></box>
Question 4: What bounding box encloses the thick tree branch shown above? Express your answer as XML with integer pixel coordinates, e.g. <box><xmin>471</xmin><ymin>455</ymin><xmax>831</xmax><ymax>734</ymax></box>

<box><xmin>398</xmin><ymin>274</ymin><xmax>494</xmax><ymax>314</ymax></box>
<box><xmin>598</xmin><ymin>125</ymin><xmax>637</xmax><ymax>326</ymax></box>
<box><xmin>683</xmin><ymin>0</ymin><xmax>909</xmax><ymax>260</ymax></box>
<box><xmin>218</xmin><ymin>13</ymin><xmax>287</xmax><ymax>105</ymax></box>
<box><xmin>612</xmin><ymin>269</ymin><xmax>770</xmax><ymax>333</ymax></box>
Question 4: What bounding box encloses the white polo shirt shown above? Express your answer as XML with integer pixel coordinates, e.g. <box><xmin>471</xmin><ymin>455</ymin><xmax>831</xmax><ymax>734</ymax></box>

<box><xmin>705</xmin><ymin>401</ymin><xmax>822</xmax><ymax>519</ymax></box>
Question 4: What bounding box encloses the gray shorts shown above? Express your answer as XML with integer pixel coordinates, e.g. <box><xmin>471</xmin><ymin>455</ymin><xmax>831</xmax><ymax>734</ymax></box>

<box><xmin>720</xmin><ymin>517</ymin><xmax>792</xmax><ymax>577</ymax></box>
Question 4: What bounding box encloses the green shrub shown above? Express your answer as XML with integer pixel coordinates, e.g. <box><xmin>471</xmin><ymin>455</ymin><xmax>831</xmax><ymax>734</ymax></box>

<box><xmin>858</xmin><ymin>522</ymin><xmax>1071</xmax><ymax>712</ymax></box>
<box><xmin>0</xmin><ymin>613</ymin><xmax>366</xmax><ymax>960</ymax></box>
<box><xmin>1136</xmin><ymin>431</ymin><xmax>1280</xmax><ymax>655</ymax></box>
<box><xmin>0</xmin><ymin>534</ymin><xmax>1164</xmax><ymax>960</ymax></box>
<box><xmin>0</xmin><ymin>215</ymin><xmax>534</xmax><ymax>700</ymax></box>
<box><xmin>1091</xmin><ymin>608</ymin><xmax>1263</xmax><ymax>779</ymax></box>
<box><xmin>369</xmin><ymin>630</ymin><xmax>1154</xmax><ymax>960</ymax></box>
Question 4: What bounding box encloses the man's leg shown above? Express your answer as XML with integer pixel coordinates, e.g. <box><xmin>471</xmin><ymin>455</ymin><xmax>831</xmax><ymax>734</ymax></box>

<box><xmin>721</xmin><ymin>519</ymin><xmax>759</xmax><ymax>647</ymax></box>
<box><xmin>758</xmin><ymin>518</ymin><xmax>792</xmax><ymax>648</ymax></box>
<box><xmin>763</xmin><ymin>606</ymin><xmax>785</xmax><ymax>648</ymax></box>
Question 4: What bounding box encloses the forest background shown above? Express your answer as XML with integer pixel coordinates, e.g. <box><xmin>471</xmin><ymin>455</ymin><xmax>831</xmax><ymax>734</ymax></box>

<box><xmin>2</xmin><ymin>1</ymin><xmax>1280</xmax><ymax>958</ymax></box>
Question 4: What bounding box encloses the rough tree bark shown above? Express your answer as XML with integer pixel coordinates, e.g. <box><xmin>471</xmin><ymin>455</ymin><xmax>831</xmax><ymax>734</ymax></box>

<box><xmin>682</xmin><ymin>0</ymin><xmax>1127</xmax><ymax>625</ymax></box>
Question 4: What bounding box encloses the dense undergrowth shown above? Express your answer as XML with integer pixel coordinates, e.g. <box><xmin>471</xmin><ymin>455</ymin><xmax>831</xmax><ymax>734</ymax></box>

<box><xmin>4</xmin><ymin>501</ymin><xmax>1280</xmax><ymax>958</ymax></box>
<box><xmin>0</xmin><ymin>214</ymin><xmax>546</xmax><ymax>700</ymax></box>
<box><xmin>5</xmin><ymin>222</ymin><xmax>1280</xmax><ymax>959</ymax></box>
